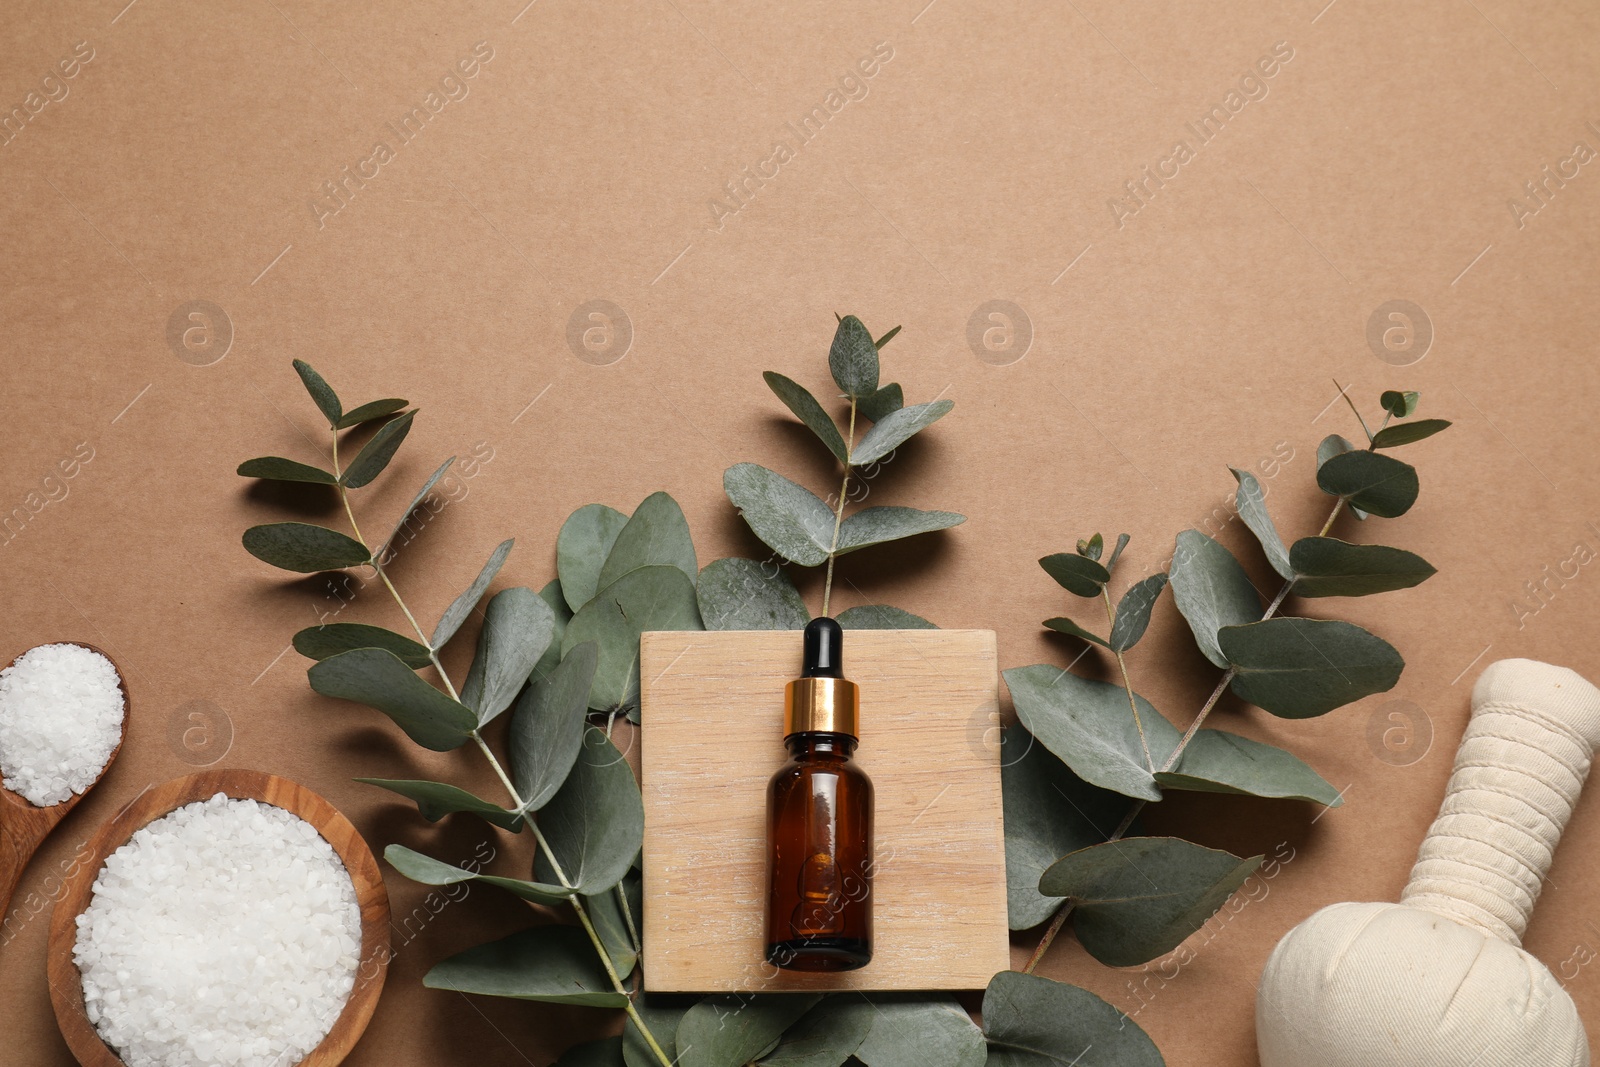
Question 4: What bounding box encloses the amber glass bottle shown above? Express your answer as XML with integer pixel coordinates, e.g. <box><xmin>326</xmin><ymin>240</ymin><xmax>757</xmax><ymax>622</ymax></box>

<box><xmin>765</xmin><ymin>617</ymin><xmax>874</xmax><ymax>971</ymax></box>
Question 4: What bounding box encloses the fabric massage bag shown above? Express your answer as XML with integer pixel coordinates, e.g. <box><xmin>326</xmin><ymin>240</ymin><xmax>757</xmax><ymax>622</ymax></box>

<box><xmin>1256</xmin><ymin>658</ymin><xmax>1600</xmax><ymax>1066</ymax></box>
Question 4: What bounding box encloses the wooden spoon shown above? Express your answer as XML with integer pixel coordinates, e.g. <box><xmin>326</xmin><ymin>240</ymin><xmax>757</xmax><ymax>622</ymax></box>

<box><xmin>47</xmin><ymin>768</ymin><xmax>391</xmax><ymax>1067</ymax></box>
<box><xmin>0</xmin><ymin>642</ymin><xmax>129</xmax><ymax>922</ymax></box>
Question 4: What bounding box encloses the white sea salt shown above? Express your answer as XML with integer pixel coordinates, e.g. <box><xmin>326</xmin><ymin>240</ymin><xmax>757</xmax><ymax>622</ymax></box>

<box><xmin>0</xmin><ymin>642</ymin><xmax>125</xmax><ymax>806</ymax></box>
<box><xmin>73</xmin><ymin>793</ymin><xmax>363</xmax><ymax>1067</ymax></box>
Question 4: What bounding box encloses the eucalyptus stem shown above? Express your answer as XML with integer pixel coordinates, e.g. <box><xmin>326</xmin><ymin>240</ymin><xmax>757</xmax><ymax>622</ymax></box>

<box><xmin>329</xmin><ymin>428</ymin><xmax>671</xmax><ymax>1067</ymax></box>
<box><xmin>820</xmin><ymin>399</ymin><xmax>858</xmax><ymax>618</ymax></box>
<box><xmin>1334</xmin><ymin>379</ymin><xmax>1373</xmax><ymax>443</ymax></box>
<box><xmin>1101</xmin><ymin>587</ymin><xmax>1152</xmax><ymax>770</ymax></box>
<box><xmin>330</xmin><ymin>430</ymin><xmax>461</xmax><ymax>701</ymax></box>
<box><xmin>1023</xmin><ymin>493</ymin><xmax>1348</xmax><ymax>974</ymax></box>
<box><xmin>472</xmin><ymin>733</ymin><xmax>524</xmax><ymax>807</ymax></box>
<box><xmin>617</xmin><ymin>880</ymin><xmax>643</xmax><ymax>956</ymax></box>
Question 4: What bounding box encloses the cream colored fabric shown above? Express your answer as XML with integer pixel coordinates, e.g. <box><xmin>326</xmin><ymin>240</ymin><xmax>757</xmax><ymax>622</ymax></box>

<box><xmin>1402</xmin><ymin>659</ymin><xmax>1600</xmax><ymax>945</ymax></box>
<box><xmin>1255</xmin><ymin>659</ymin><xmax>1600</xmax><ymax>1067</ymax></box>
<box><xmin>1257</xmin><ymin>902</ymin><xmax>1586</xmax><ymax>1067</ymax></box>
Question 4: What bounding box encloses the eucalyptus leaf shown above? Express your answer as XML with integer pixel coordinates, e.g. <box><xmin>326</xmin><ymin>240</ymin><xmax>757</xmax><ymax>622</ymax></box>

<box><xmin>533</xmin><ymin>579</ymin><xmax>572</xmax><ymax>682</ymax></box>
<box><xmin>1315</xmin><ymin>435</ymin><xmax>1368</xmax><ymax>520</ymax></box>
<box><xmin>340</xmin><ymin>409</ymin><xmax>415</xmax><ymax>489</ymax></box>
<box><xmin>828</xmin><ymin>315</ymin><xmax>879</xmax><ymax>399</ymax></box>
<box><xmin>837</xmin><ymin>506</ymin><xmax>966</xmax><ymax>554</ymax></box>
<box><xmin>1288</xmin><ymin>537</ymin><xmax>1436</xmax><ymax>597</ymax></box>
<box><xmin>859</xmin><ymin>383</ymin><xmax>904</xmax><ymax>423</ymax></box>
<box><xmin>1003</xmin><ymin>665</ymin><xmax>1179</xmax><ymax>802</ymax></box>
<box><xmin>1220</xmin><ymin>617</ymin><xmax>1404</xmax><ymax>718</ymax></box>
<box><xmin>1317</xmin><ymin>433</ymin><xmax>1356</xmax><ymax>469</ymax></box>
<box><xmin>757</xmin><ymin>996</ymin><xmax>877</xmax><ymax>1067</ymax></box>
<box><xmin>307</xmin><ymin>647</ymin><xmax>477</xmax><ymax>750</ymax></box>
<box><xmin>1109</xmin><ymin>573</ymin><xmax>1169</xmax><ymax>652</ymax></box>
<box><xmin>1168</xmin><ymin>530</ymin><xmax>1261</xmax><ymax>668</ymax></box>
<box><xmin>237</xmin><ymin>456</ymin><xmax>338</xmax><ymax>484</ymax></box>
<box><xmin>1316</xmin><ymin>450</ymin><xmax>1419</xmax><ymax>517</ymax></box>
<box><xmin>584</xmin><ymin>869</ymin><xmax>641</xmax><ymax>978</ymax></box>
<box><xmin>561</xmin><ymin>565</ymin><xmax>703</xmax><ymax>716</ymax></box>
<box><xmin>854</xmin><ymin>997</ymin><xmax>986</xmax><ymax>1067</ymax></box>
<box><xmin>336</xmin><ymin>397</ymin><xmax>408</xmax><ymax>429</ymax></box>
<box><xmin>836</xmin><ymin>605</ymin><xmax>936</xmax><ymax>629</ymax></box>
<box><xmin>982</xmin><ymin>971</ymin><xmax>1163</xmax><ymax>1067</ymax></box>
<box><xmin>874</xmin><ymin>325</ymin><xmax>902</xmax><ymax>349</ymax></box>
<box><xmin>679</xmin><ymin>994</ymin><xmax>823</xmax><ymax>1067</ymax></box>
<box><xmin>1155</xmin><ymin>729</ymin><xmax>1344</xmax><ymax>806</ymax></box>
<box><xmin>558</xmin><ymin>504</ymin><xmax>631</xmax><ymax>612</ymax></box>
<box><xmin>1380</xmin><ymin>390</ymin><xmax>1419</xmax><ymax>418</ymax></box>
<box><xmin>533</xmin><ymin>730</ymin><xmax>644</xmax><ymax>894</ymax></box>
<box><xmin>293</xmin><ymin>623</ymin><xmax>431</xmax><ymax>667</ymax></box>
<box><xmin>1105</xmin><ymin>532</ymin><xmax>1131</xmax><ymax>574</ymax></box>
<box><xmin>724</xmin><ymin>463</ymin><xmax>837</xmax><ymax>567</ymax></box>
<box><xmin>356</xmin><ymin>778</ymin><xmax>523</xmax><ymax>831</ymax></box>
<box><xmin>764</xmin><ymin>372</ymin><xmax>849</xmax><ymax>464</ymax></box>
<box><xmin>557</xmin><ymin>1037</ymin><xmax>625</xmax><ymax>1067</ymax></box>
<box><xmin>1038</xmin><ymin>837</ymin><xmax>1261</xmax><ymax>967</ymax></box>
<box><xmin>1042</xmin><ymin>617</ymin><xmax>1108</xmax><ymax>648</ymax></box>
<box><xmin>384</xmin><ymin>843</ymin><xmax>573</xmax><ymax>904</ymax></box>
<box><xmin>1231</xmin><ymin>468</ymin><xmax>1292</xmax><ymax>579</ymax></box>
<box><xmin>1078</xmin><ymin>533</ymin><xmax>1103</xmax><ymax>561</ymax></box>
<box><xmin>697</xmin><ymin>558</ymin><xmax>810</xmax><ymax>630</ymax></box>
<box><xmin>432</xmin><ymin>538</ymin><xmax>514</xmax><ymax>649</ymax></box>
<box><xmin>293</xmin><ymin>359</ymin><xmax>341</xmax><ymax>427</ymax></box>
<box><xmin>598</xmin><ymin>492</ymin><xmax>698</xmax><ymax>591</ymax></box>
<box><xmin>1001</xmin><ymin>725</ymin><xmax>1128</xmax><ymax>930</ymax></box>
<box><xmin>1038</xmin><ymin>553</ymin><xmax>1109</xmax><ymax>598</ymax></box>
<box><xmin>460</xmin><ymin>586</ymin><xmax>556</xmax><ymax>727</ymax></box>
<box><xmin>424</xmin><ymin>923</ymin><xmax>627</xmax><ymax>1006</ymax></box>
<box><xmin>379</xmin><ymin>456</ymin><xmax>455</xmax><ymax>560</ymax></box>
<box><xmin>1371</xmin><ymin>419</ymin><xmax>1451</xmax><ymax>449</ymax></box>
<box><xmin>243</xmin><ymin>522</ymin><xmax>370</xmax><ymax>573</ymax></box>
<box><xmin>851</xmin><ymin>400</ymin><xmax>954</xmax><ymax>466</ymax></box>
<box><xmin>512</xmin><ymin>641</ymin><xmax>597</xmax><ymax>812</ymax></box>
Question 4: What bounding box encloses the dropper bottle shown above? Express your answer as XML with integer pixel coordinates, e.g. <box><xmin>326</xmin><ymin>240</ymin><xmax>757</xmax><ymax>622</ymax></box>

<box><xmin>764</xmin><ymin>617</ymin><xmax>874</xmax><ymax>971</ymax></box>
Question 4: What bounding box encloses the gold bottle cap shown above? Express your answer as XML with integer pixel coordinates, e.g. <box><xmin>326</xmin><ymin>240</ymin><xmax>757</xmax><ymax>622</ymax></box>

<box><xmin>784</xmin><ymin>676</ymin><xmax>860</xmax><ymax>738</ymax></box>
<box><xmin>785</xmin><ymin>618</ymin><xmax>858</xmax><ymax>737</ymax></box>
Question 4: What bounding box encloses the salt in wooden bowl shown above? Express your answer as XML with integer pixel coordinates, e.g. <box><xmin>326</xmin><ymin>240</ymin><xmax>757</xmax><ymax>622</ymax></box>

<box><xmin>47</xmin><ymin>769</ymin><xmax>391</xmax><ymax>1067</ymax></box>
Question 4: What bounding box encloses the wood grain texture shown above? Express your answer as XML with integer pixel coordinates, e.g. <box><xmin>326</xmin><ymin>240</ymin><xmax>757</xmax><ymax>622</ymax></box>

<box><xmin>0</xmin><ymin>642</ymin><xmax>127</xmax><ymax>927</ymax></box>
<box><xmin>639</xmin><ymin>629</ymin><xmax>1009</xmax><ymax>992</ymax></box>
<box><xmin>46</xmin><ymin>769</ymin><xmax>390</xmax><ymax>1067</ymax></box>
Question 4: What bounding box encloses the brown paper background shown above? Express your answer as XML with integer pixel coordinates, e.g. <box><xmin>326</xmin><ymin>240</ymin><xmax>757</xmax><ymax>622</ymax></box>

<box><xmin>3</xmin><ymin>0</ymin><xmax>1599</xmax><ymax>1062</ymax></box>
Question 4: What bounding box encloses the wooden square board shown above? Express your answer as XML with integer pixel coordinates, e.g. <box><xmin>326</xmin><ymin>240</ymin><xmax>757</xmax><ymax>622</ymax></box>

<box><xmin>638</xmin><ymin>629</ymin><xmax>1010</xmax><ymax>992</ymax></box>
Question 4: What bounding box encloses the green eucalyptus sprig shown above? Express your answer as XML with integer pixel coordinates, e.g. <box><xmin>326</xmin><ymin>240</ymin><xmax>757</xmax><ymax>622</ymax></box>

<box><xmin>238</xmin><ymin>361</ymin><xmax>678</xmax><ymax>1067</ymax></box>
<box><xmin>1003</xmin><ymin>385</ymin><xmax>1450</xmax><ymax>996</ymax></box>
<box><xmin>711</xmin><ymin>314</ymin><xmax>965</xmax><ymax>628</ymax></box>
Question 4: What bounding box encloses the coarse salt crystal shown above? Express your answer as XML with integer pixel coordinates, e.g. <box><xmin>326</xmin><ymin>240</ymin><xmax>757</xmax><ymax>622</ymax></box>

<box><xmin>73</xmin><ymin>793</ymin><xmax>363</xmax><ymax>1067</ymax></box>
<box><xmin>0</xmin><ymin>643</ymin><xmax>124</xmax><ymax>806</ymax></box>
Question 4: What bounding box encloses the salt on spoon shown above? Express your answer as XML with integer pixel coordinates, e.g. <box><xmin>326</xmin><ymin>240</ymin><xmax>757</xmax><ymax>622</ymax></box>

<box><xmin>0</xmin><ymin>642</ymin><xmax>129</xmax><ymax>922</ymax></box>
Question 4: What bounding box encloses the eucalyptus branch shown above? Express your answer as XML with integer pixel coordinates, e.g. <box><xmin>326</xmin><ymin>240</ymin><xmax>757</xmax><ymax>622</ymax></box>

<box><xmin>320</xmin><ymin>418</ymin><xmax>671</xmax><ymax>1067</ymax></box>
<box><xmin>1024</xmin><ymin>489</ymin><xmax>1349</xmax><ymax>974</ymax></box>
<box><xmin>726</xmin><ymin>315</ymin><xmax>962</xmax><ymax>629</ymax></box>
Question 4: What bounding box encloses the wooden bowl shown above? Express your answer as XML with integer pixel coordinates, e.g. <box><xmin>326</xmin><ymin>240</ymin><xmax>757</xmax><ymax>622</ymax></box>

<box><xmin>0</xmin><ymin>641</ymin><xmax>129</xmax><ymax>921</ymax></box>
<box><xmin>47</xmin><ymin>769</ymin><xmax>391</xmax><ymax>1067</ymax></box>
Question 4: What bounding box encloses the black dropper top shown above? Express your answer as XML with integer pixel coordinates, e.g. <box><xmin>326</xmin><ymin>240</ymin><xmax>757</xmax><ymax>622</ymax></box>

<box><xmin>801</xmin><ymin>617</ymin><xmax>844</xmax><ymax>678</ymax></box>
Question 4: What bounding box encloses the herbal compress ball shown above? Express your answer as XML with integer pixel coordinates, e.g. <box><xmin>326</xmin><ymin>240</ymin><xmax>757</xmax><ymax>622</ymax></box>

<box><xmin>1256</xmin><ymin>659</ymin><xmax>1599</xmax><ymax>1067</ymax></box>
<box><xmin>73</xmin><ymin>793</ymin><xmax>363</xmax><ymax>1067</ymax></box>
<box><xmin>0</xmin><ymin>643</ymin><xmax>124</xmax><ymax>806</ymax></box>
